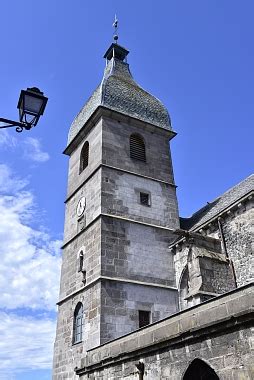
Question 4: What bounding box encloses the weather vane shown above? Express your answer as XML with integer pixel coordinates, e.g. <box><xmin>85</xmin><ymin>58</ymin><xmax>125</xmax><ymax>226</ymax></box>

<box><xmin>112</xmin><ymin>14</ymin><xmax>118</xmax><ymax>43</ymax></box>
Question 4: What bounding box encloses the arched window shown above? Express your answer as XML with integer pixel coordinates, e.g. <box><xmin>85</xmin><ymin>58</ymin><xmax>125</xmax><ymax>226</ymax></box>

<box><xmin>130</xmin><ymin>134</ymin><xmax>146</xmax><ymax>162</ymax></box>
<box><xmin>183</xmin><ymin>359</ymin><xmax>219</xmax><ymax>380</ymax></box>
<box><xmin>73</xmin><ymin>303</ymin><xmax>83</xmax><ymax>344</ymax></box>
<box><xmin>79</xmin><ymin>142</ymin><xmax>89</xmax><ymax>173</ymax></box>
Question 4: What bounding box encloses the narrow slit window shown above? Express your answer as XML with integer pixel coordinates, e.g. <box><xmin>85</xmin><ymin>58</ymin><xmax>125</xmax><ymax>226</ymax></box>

<box><xmin>138</xmin><ymin>310</ymin><xmax>150</xmax><ymax>328</ymax></box>
<box><xmin>79</xmin><ymin>141</ymin><xmax>89</xmax><ymax>173</ymax></box>
<box><xmin>140</xmin><ymin>192</ymin><xmax>150</xmax><ymax>206</ymax></box>
<box><xmin>78</xmin><ymin>251</ymin><xmax>84</xmax><ymax>272</ymax></box>
<box><xmin>82</xmin><ymin>270</ymin><xmax>87</xmax><ymax>285</ymax></box>
<box><xmin>130</xmin><ymin>134</ymin><xmax>146</xmax><ymax>162</ymax></box>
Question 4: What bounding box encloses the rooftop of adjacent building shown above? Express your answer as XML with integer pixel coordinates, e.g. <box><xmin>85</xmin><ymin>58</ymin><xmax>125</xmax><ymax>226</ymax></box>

<box><xmin>180</xmin><ymin>173</ymin><xmax>254</xmax><ymax>231</ymax></box>
<box><xmin>67</xmin><ymin>42</ymin><xmax>172</xmax><ymax>145</ymax></box>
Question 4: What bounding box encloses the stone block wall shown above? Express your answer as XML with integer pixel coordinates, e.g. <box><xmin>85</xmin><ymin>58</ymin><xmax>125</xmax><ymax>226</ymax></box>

<box><xmin>102</xmin><ymin>117</ymin><xmax>176</xmax><ymax>184</ymax></box>
<box><xmin>199</xmin><ymin>257</ymin><xmax>235</xmax><ymax>294</ymax></box>
<box><xmin>66</xmin><ymin>119</ymin><xmax>103</xmax><ymax>197</ymax></box>
<box><xmin>53</xmin><ymin>282</ymin><xmax>101</xmax><ymax>380</ymax></box>
<box><xmin>64</xmin><ymin>168</ymin><xmax>102</xmax><ymax>243</ymax></box>
<box><xmin>59</xmin><ymin>219</ymin><xmax>101</xmax><ymax>298</ymax></box>
<box><xmin>101</xmin><ymin>166</ymin><xmax>179</xmax><ymax>229</ymax></box>
<box><xmin>222</xmin><ymin>202</ymin><xmax>254</xmax><ymax>286</ymax></box>
<box><xmin>101</xmin><ymin>216</ymin><xmax>176</xmax><ymax>287</ymax></box>
<box><xmin>174</xmin><ymin>196</ymin><xmax>253</xmax><ymax>300</ymax></box>
<box><xmin>189</xmin><ymin>196</ymin><xmax>253</xmax><ymax>287</ymax></box>
<box><xmin>100</xmin><ymin>280</ymin><xmax>178</xmax><ymax>344</ymax></box>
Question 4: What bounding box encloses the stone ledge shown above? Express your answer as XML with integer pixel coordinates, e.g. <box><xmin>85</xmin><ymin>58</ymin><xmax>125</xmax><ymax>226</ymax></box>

<box><xmin>61</xmin><ymin>213</ymin><xmax>175</xmax><ymax>249</ymax></box>
<box><xmin>65</xmin><ymin>162</ymin><xmax>176</xmax><ymax>204</ymax></box>
<box><xmin>76</xmin><ymin>282</ymin><xmax>254</xmax><ymax>375</ymax></box>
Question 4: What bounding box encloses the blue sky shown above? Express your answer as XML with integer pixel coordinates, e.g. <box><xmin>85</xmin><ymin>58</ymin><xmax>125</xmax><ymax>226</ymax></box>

<box><xmin>0</xmin><ymin>1</ymin><xmax>253</xmax><ymax>379</ymax></box>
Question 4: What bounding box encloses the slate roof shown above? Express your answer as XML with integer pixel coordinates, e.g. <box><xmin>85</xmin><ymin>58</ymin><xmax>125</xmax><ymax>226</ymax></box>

<box><xmin>67</xmin><ymin>45</ymin><xmax>172</xmax><ymax>145</ymax></box>
<box><xmin>180</xmin><ymin>174</ymin><xmax>254</xmax><ymax>231</ymax></box>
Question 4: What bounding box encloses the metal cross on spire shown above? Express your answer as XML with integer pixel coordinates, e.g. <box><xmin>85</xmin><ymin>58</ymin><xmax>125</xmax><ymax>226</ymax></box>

<box><xmin>112</xmin><ymin>14</ymin><xmax>119</xmax><ymax>43</ymax></box>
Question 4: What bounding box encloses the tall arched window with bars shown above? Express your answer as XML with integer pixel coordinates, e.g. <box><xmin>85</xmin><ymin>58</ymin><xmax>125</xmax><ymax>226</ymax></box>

<box><xmin>79</xmin><ymin>141</ymin><xmax>89</xmax><ymax>173</ymax></box>
<box><xmin>130</xmin><ymin>134</ymin><xmax>146</xmax><ymax>162</ymax></box>
<box><xmin>73</xmin><ymin>303</ymin><xmax>83</xmax><ymax>344</ymax></box>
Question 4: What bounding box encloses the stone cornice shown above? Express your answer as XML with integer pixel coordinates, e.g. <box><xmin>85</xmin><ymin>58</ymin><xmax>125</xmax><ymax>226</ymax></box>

<box><xmin>64</xmin><ymin>106</ymin><xmax>177</xmax><ymax>156</ymax></box>
<box><xmin>61</xmin><ymin>213</ymin><xmax>175</xmax><ymax>250</ymax></box>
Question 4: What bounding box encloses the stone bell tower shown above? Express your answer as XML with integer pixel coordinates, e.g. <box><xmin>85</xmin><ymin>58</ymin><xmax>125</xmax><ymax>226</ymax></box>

<box><xmin>53</xmin><ymin>41</ymin><xmax>180</xmax><ymax>379</ymax></box>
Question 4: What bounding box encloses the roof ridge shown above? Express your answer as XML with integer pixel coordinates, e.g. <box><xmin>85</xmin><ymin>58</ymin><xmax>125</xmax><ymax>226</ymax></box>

<box><xmin>190</xmin><ymin>174</ymin><xmax>254</xmax><ymax>219</ymax></box>
<box><xmin>180</xmin><ymin>174</ymin><xmax>254</xmax><ymax>231</ymax></box>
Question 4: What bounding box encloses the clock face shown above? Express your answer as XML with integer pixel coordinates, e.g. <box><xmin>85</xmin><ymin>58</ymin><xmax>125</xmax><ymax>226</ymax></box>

<box><xmin>76</xmin><ymin>196</ymin><xmax>86</xmax><ymax>217</ymax></box>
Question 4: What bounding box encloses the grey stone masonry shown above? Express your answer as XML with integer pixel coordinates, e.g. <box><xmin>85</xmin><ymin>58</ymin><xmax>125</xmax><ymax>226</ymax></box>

<box><xmin>53</xmin><ymin>102</ymin><xmax>180</xmax><ymax>379</ymax></box>
<box><xmin>102</xmin><ymin>116</ymin><xmax>176</xmax><ymax>185</ymax></box>
<box><xmin>66</xmin><ymin>119</ymin><xmax>102</xmax><ymax>199</ymax></box>
<box><xmin>54</xmin><ymin>38</ymin><xmax>254</xmax><ymax>380</ymax></box>
<box><xmin>221</xmin><ymin>201</ymin><xmax>254</xmax><ymax>287</ymax></box>
<box><xmin>100</xmin><ymin>279</ymin><xmax>178</xmax><ymax>345</ymax></box>
<box><xmin>53</xmin><ymin>281</ymin><xmax>101</xmax><ymax>380</ymax></box>
<box><xmin>179</xmin><ymin>176</ymin><xmax>253</xmax><ymax>288</ymax></box>
<box><xmin>76</xmin><ymin>283</ymin><xmax>254</xmax><ymax>380</ymax></box>
<box><xmin>101</xmin><ymin>216</ymin><xmax>176</xmax><ymax>287</ymax></box>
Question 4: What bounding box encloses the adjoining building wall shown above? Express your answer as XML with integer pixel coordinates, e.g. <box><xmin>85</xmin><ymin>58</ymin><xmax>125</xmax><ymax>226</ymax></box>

<box><xmin>76</xmin><ymin>284</ymin><xmax>254</xmax><ymax>380</ymax></box>
<box><xmin>190</xmin><ymin>194</ymin><xmax>254</xmax><ymax>287</ymax></box>
<box><xmin>174</xmin><ymin>196</ymin><xmax>253</xmax><ymax>302</ymax></box>
<box><xmin>222</xmin><ymin>203</ymin><xmax>254</xmax><ymax>286</ymax></box>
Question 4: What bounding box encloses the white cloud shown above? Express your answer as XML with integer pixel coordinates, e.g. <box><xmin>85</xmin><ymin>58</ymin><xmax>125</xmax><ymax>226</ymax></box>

<box><xmin>0</xmin><ymin>130</ymin><xmax>17</xmax><ymax>149</ymax></box>
<box><xmin>0</xmin><ymin>312</ymin><xmax>55</xmax><ymax>376</ymax></box>
<box><xmin>0</xmin><ymin>184</ymin><xmax>61</xmax><ymax>310</ymax></box>
<box><xmin>0</xmin><ymin>164</ymin><xmax>61</xmax><ymax>375</ymax></box>
<box><xmin>0</xmin><ymin>164</ymin><xmax>28</xmax><ymax>193</ymax></box>
<box><xmin>23</xmin><ymin>137</ymin><xmax>50</xmax><ymax>162</ymax></box>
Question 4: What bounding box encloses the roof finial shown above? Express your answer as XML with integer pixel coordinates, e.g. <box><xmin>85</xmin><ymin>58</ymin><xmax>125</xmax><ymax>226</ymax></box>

<box><xmin>112</xmin><ymin>14</ymin><xmax>118</xmax><ymax>43</ymax></box>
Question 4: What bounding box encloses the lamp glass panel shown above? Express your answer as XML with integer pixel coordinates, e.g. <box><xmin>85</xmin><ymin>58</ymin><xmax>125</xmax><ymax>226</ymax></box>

<box><xmin>24</xmin><ymin>114</ymin><xmax>37</xmax><ymax>124</ymax></box>
<box><xmin>24</xmin><ymin>94</ymin><xmax>43</xmax><ymax>114</ymax></box>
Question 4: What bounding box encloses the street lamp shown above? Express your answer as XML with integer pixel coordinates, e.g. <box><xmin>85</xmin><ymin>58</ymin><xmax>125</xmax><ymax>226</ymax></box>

<box><xmin>0</xmin><ymin>87</ymin><xmax>48</xmax><ymax>133</ymax></box>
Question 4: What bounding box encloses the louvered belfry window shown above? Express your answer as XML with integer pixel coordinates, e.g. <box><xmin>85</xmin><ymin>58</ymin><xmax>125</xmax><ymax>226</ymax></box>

<box><xmin>73</xmin><ymin>303</ymin><xmax>83</xmax><ymax>344</ymax></box>
<box><xmin>79</xmin><ymin>141</ymin><xmax>89</xmax><ymax>173</ymax></box>
<box><xmin>130</xmin><ymin>134</ymin><xmax>146</xmax><ymax>162</ymax></box>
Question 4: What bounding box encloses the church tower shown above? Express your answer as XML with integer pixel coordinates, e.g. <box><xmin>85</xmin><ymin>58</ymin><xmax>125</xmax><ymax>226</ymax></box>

<box><xmin>53</xmin><ymin>40</ymin><xmax>180</xmax><ymax>379</ymax></box>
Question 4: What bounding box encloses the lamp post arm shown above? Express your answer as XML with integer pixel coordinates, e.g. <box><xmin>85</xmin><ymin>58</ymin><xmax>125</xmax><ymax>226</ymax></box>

<box><xmin>0</xmin><ymin>117</ymin><xmax>31</xmax><ymax>132</ymax></box>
